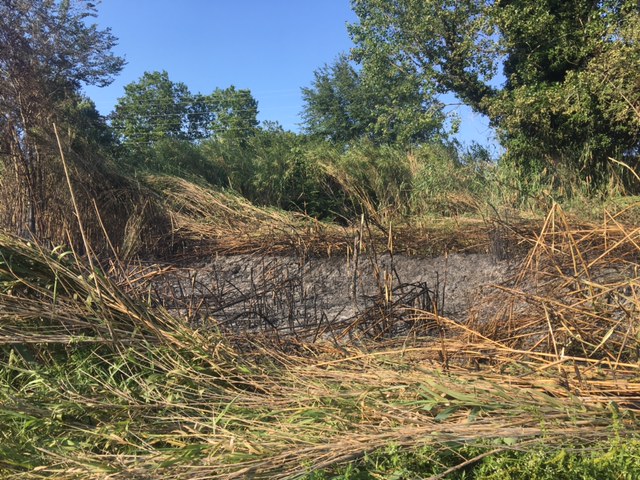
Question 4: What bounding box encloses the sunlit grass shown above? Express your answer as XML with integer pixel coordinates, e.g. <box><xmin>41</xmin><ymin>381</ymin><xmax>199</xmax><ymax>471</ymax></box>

<box><xmin>0</xmin><ymin>202</ymin><xmax>639</xmax><ymax>478</ymax></box>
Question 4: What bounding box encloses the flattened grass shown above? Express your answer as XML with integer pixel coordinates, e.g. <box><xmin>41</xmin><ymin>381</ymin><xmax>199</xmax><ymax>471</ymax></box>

<box><xmin>0</xmin><ymin>203</ymin><xmax>639</xmax><ymax>478</ymax></box>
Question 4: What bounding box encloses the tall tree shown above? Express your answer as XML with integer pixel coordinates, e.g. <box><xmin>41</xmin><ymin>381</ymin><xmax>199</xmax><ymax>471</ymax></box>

<box><xmin>490</xmin><ymin>0</ymin><xmax>640</xmax><ymax>178</ymax></box>
<box><xmin>207</xmin><ymin>86</ymin><xmax>259</xmax><ymax>142</ymax></box>
<box><xmin>349</xmin><ymin>0</ymin><xmax>640</xmax><ymax>185</ymax></box>
<box><xmin>302</xmin><ymin>56</ymin><xmax>367</xmax><ymax>143</ymax></box>
<box><xmin>0</xmin><ymin>0</ymin><xmax>124</xmax><ymax>236</ymax></box>
<box><xmin>301</xmin><ymin>54</ymin><xmax>446</xmax><ymax>146</ymax></box>
<box><xmin>111</xmin><ymin>76</ymin><xmax>259</xmax><ymax>147</ymax></box>
<box><xmin>111</xmin><ymin>71</ymin><xmax>209</xmax><ymax>147</ymax></box>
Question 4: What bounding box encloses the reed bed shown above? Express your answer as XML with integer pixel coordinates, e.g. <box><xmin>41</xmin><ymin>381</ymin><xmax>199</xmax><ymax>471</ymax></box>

<box><xmin>146</xmin><ymin>174</ymin><xmax>524</xmax><ymax>258</ymax></box>
<box><xmin>0</xmin><ymin>204</ymin><xmax>638</xmax><ymax>478</ymax></box>
<box><xmin>146</xmin><ymin>175</ymin><xmax>352</xmax><ymax>257</ymax></box>
<box><xmin>468</xmin><ymin>204</ymin><xmax>639</xmax><ymax>366</ymax></box>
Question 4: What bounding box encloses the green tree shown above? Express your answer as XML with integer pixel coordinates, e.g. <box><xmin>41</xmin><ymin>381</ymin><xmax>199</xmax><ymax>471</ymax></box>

<box><xmin>301</xmin><ymin>54</ymin><xmax>445</xmax><ymax>146</ymax></box>
<box><xmin>207</xmin><ymin>86</ymin><xmax>259</xmax><ymax>142</ymax></box>
<box><xmin>349</xmin><ymin>0</ymin><xmax>640</xmax><ymax>187</ymax></box>
<box><xmin>61</xmin><ymin>96</ymin><xmax>117</xmax><ymax>157</ymax></box>
<box><xmin>112</xmin><ymin>76</ymin><xmax>259</xmax><ymax>148</ymax></box>
<box><xmin>0</xmin><ymin>0</ymin><xmax>124</xmax><ymax>235</ymax></box>
<box><xmin>490</xmin><ymin>0</ymin><xmax>640</xmax><ymax>182</ymax></box>
<box><xmin>189</xmin><ymin>87</ymin><xmax>260</xmax><ymax>189</ymax></box>
<box><xmin>302</xmin><ymin>56</ymin><xmax>366</xmax><ymax>143</ymax></box>
<box><xmin>111</xmin><ymin>71</ymin><xmax>210</xmax><ymax>147</ymax></box>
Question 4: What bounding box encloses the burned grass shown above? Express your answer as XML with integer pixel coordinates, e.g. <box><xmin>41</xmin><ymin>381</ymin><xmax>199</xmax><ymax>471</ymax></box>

<box><xmin>0</xmin><ymin>202</ymin><xmax>638</xmax><ymax>478</ymax></box>
<box><xmin>146</xmin><ymin>174</ymin><xmax>536</xmax><ymax>259</ymax></box>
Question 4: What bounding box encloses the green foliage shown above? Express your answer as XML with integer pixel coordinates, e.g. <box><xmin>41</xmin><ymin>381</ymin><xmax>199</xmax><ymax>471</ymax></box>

<box><xmin>490</xmin><ymin>1</ymin><xmax>640</xmax><ymax>186</ymax></box>
<box><xmin>141</xmin><ymin>138</ymin><xmax>226</xmax><ymax>185</ymax></box>
<box><xmin>302</xmin><ymin>56</ymin><xmax>365</xmax><ymax>143</ymax></box>
<box><xmin>349</xmin><ymin>0</ymin><xmax>640</xmax><ymax>188</ymax></box>
<box><xmin>112</xmin><ymin>72</ymin><xmax>259</xmax><ymax>148</ymax></box>
<box><xmin>325</xmin><ymin>140</ymin><xmax>414</xmax><ymax>218</ymax></box>
<box><xmin>111</xmin><ymin>71</ymin><xmax>264</xmax><ymax>192</ymax></box>
<box><xmin>249</xmin><ymin>123</ymin><xmax>307</xmax><ymax>206</ymax></box>
<box><xmin>317</xmin><ymin>140</ymin><xmax>494</xmax><ymax>221</ymax></box>
<box><xmin>207</xmin><ymin>86</ymin><xmax>259</xmax><ymax>142</ymax></box>
<box><xmin>113</xmin><ymin>117</ymin><xmax>499</xmax><ymax>223</ymax></box>
<box><xmin>111</xmin><ymin>70</ymin><xmax>209</xmax><ymax>146</ymax></box>
<box><xmin>411</xmin><ymin>142</ymin><xmax>492</xmax><ymax>216</ymax></box>
<box><xmin>243</xmin><ymin>124</ymin><xmax>331</xmax><ymax>214</ymax></box>
<box><xmin>350</xmin><ymin>0</ymin><xmax>498</xmax><ymax>114</ymax></box>
<box><xmin>302</xmin><ymin>54</ymin><xmax>446</xmax><ymax>146</ymax></box>
<box><xmin>111</xmin><ymin>73</ymin><xmax>264</xmax><ymax>192</ymax></box>
<box><xmin>0</xmin><ymin>0</ymin><xmax>125</xmax><ymax>91</ymax></box>
<box><xmin>192</xmin><ymin>133</ymin><xmax>499</xmax><ymax>221</ymax></box>
<box><xmin>200</xmin><ymin>125</ymin><xmax>339</xmax><ymax>217</ymax></box>
<box><xmin>62</xmin><ymin>97</ymin><xmax>116</xmax><ymax>154</ymax></box>
<box><xmin>199</xmin><ymin>133</ymin><xmax>255</xmax><ymax>192</ymax></box>
<box><xmin>305</xmin><ymin>440</ymin><xmax>640</xmax><ymax>480</ymax></box>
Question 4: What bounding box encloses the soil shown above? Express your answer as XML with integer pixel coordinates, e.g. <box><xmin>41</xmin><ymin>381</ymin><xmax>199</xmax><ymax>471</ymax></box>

<box><xmin>147</xmin><ymin>250</ymin><xmax>518</xmax><ymax>339</ymax></box>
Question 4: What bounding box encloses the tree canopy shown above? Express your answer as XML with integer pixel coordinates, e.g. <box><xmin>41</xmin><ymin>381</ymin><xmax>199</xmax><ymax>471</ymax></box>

<box><xmin>349</xmin><ymin>0</ymin><xmax>640</xmax><ymax>184</ymax></box>
<box><xmin>208</xmin><ymin>86</ymin><xmax>259</xmax><ymax>142</ymax></box>
<box><xmin>110</xmin><ymin>71</ymin><xmax>207</xmax><ymax>145</ymax></box>
<box><xmin>301</xmin><ymin>54</ymin><xmax>446</xmax><ymax>146</ymax></box>
<box><xmin>111</xmin><ymin>73</ymin><xmax>259</xmax><ymax>148</ymax></box>
<box><xmin>0</xmin><ymin>0</ymin><xmax>124</xmax><ymax>235</ymax></box>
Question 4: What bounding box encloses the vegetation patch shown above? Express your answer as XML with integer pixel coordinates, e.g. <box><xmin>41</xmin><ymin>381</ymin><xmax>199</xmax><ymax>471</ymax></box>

<box><xmin>1</xmin><ymin>207</ymin><xmax>639</xmax><ymax>478</ymax></box>
<box><xmin>1</xmin><ymin>1</ymin><xmax>639</xmax><ymax>478</ymax></box>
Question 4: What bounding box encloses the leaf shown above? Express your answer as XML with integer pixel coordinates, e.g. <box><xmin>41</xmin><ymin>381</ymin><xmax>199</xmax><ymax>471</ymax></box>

<box><xmin>435</xmin><ymin>405</ymin><xmax>460</xmax><ymax>422</ymax></box>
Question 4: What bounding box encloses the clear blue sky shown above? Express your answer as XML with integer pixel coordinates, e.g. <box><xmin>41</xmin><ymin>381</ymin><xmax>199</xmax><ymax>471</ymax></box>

<box><xmin>84</xmin><ymin>0</ymin><xmax>496</xmax><ymax>149</ymax></box>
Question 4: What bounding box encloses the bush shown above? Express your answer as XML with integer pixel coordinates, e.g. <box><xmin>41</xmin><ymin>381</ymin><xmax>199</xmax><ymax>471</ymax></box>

<box><xmin>410</xmin><ymin>142</ymin><xmax>493</xmax><ymax>216</ymax></box>
<box><xmin>122</xmin><ymin>138</ymin><xmax>226</xmax><ymax>186</ymax></box>
<box><xmin>199</xmin><ymin>129</ymin><xmax>340</xmax><ymax>218</ymax></box>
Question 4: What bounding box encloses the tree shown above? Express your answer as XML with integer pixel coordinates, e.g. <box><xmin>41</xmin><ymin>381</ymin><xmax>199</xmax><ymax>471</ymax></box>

<box><xmin>64</xmin><ymin>97</ymin><xmax>117</xmax><ymax>152</ymax></box>
<box><xmin>207</xmin><ymin>86</ymin><xmax>259</xmax><ymax>142</ymax></box>
<box><xmin>0</xmin><ymin>0</ymin><xmax>124</xmax><ymax>236</ymax></box>
<box><xmin>349</xmin><ymin>0</ymin><xmax>640</xmax><ymax>186</ymax></box>
<box><xmin>111</xmin><ymin>71</ymin><xmax>210</xmax><ymax>147</ymax></box>
<box><xmin>490</xmin><ymin>0</ymin><xmax>640</xmax><ymax>179</ymax></box>
<box><xmin>301</xmin><ymin>54</ymin><xmax>446</xmax><ymax>146</ymax></box>
<box><xmin>350</xmin><ymin>0</ymin><xmax>498</xmax><ymax>114</ymax></box>
<box><xmin>111</xmin><ymin>76</ymin><xmax>259</xmax><ymax>148</ymax></box>
<box><xmin>302</xmin><ymin>56</ymin><xmax>366</xmax><ymax>143</ymax></box>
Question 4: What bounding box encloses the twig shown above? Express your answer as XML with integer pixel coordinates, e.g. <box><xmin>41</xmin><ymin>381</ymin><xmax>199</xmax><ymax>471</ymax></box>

<box><xmin>53</xmin><ymin>123</ymin><xmax>98</xmax><ymax>291</ymax></box>
<box><xmin>426</xmin><ymin>447</ymin><xmax>506</xmax><ymax>480</ymax></box>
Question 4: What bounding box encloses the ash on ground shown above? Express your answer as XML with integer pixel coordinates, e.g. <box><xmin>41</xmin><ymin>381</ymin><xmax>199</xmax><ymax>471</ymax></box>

<box><xmin>142</xmin><ymin>251</ymin><xmax>515</xmax><ymax>342</ymax></box>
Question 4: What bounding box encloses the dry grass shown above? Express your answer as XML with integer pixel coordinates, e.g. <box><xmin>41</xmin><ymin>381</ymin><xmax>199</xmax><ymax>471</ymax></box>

<box><xmin>146</xmin><ymin>175</ymin><xmax>352</xmax><ymax>257</ymax></box>
<box><xmin>0</xmin><ymin>131</ymin><xmax>173</xmax><ymax>259</ymax></box>
<box><xmin>146</xmin><ymin>174</ymin><xmax>538</xmax><ymax>259</ymax></box>
<box><xmin>468</xmin><ymin>203</ymin><xmax>639</xmax><ymax>367</ymax></box>
<box><xmin>0</xmin><ymin>203</ymin><xmax>638</xmax><ymax>478</ymax></box>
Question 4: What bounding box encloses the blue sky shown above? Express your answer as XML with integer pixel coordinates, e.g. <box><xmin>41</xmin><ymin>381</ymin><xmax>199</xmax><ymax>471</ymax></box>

<box><xmin>84</xmin><ymin>0</ymin><xmax>497</xmax><ymax>149</ymax></box>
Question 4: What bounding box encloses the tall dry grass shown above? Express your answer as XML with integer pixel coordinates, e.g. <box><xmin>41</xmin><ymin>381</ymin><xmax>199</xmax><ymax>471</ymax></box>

<box><xmin>0</xmin><ymin>202</ymin><xmax>639</xmax><ymax>478</ymax></box>
<box><xmin>468</xmin><ymin>204</ymin><xmax>639</xmax><ymax>366</ymax></box>
<box><xmin>0</xmin><ymin>129</ymin><xmax>171</xmax><ymax>260</ymax></box>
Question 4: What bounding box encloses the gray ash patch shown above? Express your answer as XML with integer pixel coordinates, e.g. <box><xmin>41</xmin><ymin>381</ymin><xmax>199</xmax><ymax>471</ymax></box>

<box><xmin>145</xmin><ymin>252</ymin><xmax>516</xmax><ymax>340</ymax></box>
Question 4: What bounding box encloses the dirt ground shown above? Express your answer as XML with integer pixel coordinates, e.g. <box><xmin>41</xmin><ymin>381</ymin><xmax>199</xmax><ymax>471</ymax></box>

<box><xmin>146</xmin><ymin>250</ymin><xmax>517</xmax><ymax>340</ymax></box>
